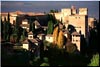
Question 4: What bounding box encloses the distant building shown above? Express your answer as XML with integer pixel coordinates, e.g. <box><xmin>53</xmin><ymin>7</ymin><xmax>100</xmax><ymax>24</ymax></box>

<box><xmin>29</xmin><ymin>38</ymin><xmax>40</xmax><ymax>46</ymax></box>
<box><xmin>63</xmin><ymin>30</ymin><xmax>69</xmax><ymax>38</ymax></box>
<box><xmin>45</xmin><ymin>34</ymin><xmax>53</xmax><ymax>43</ymax></box>
<box><xmin>34</xmin><ymin>20</ymin><xmax>41</xmax><ymax>29</ymax></box>
<box><xmin>41</xmin><ymin>26</ymin><xmax>48</xmax><ymax>31</ymax></box>
<box><xmin>22</xmin><ymin>39</ymin><xmax>29</xmax><ymax>50</ymax></box>
<box><xmin>61</xmin><ymin>8</ymin><xmax>72</xmax><ymax>16</ymax></box>
<box><xmin>53</xmin><ymin>6</ymin><xmax>88</xmax><ymax>40</ymax></box>
<box><xmin>37</xmin><ymin>34</ymin><xmax>45</xmax><ymax>40</ymax></box>
<box><xmin>1</xmin><ymin>13</ymin><xmax>8</xmax><ymax>22</ymax></box>
<box><xmin>1</xmin><ymin>12</ymin><xmax>17</xmax><ymax>25</ymax></box>
<box><xmin>28</xmin><ymin>31</ymin><xmax>34</xmax><ymax>39</ymax></box>
<box><xmin>72</xmin><ymin>32</ymin><xmax>81</xmax><ymax>51</ymax></box>
<box><xmin>88</xmin><ymin>17</ymin><xmax>96</xmax><ymax>28</ymax></box>
<box><xmin>20</xmin><ymin>19</ymin><xmax>30</xmax><ymax>32</ymax></box>
<box><xmin>68</xmin><ymin>15</ymin><xmax>88</xmax><ymax>38</ymax></box>
<box><xmin>10</xmin><ymin>13</ymin><xmax>18</xmax><ymax>24</ymax></box>
<box><xmin>71</xmin><ymin>5</ymin><xmax>77</xmax><ymax>15</ymax></box>
<box><xmin>79</xmin><ymin>8</ymin><xmax>88</xmax><ymax>15</ymax></box>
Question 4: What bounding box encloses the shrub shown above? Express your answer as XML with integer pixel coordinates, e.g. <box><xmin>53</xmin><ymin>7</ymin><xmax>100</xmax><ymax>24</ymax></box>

<box><xmin>40</xmin><ymin>63</ymin><xmax>49</xmax><ymax>66</ymax></box>
<box><xmin>88</xmin><ymin>53</ymin><xmax>99</xmax><ymax>66</ymax></box>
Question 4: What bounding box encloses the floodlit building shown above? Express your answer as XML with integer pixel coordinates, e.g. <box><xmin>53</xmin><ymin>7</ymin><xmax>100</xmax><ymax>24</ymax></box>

<box><xmin>20</xmin><ymin>19</ymin><xmax>30</xmax><ymax>32</ymax></box>
<box><xmin>54</xmin><ymin>6</ymin><xmax>88</xmax><ymax>39</ymax></box>
<box><xmin>28</xmin><ymin>31</ymin><xmax>34</xmax><ymax>39</ymax></box>
<box><xmin>72</xmin><ymin>32</ymin><xmax>81</xmax><ymax>51</ymax></box>
<box><xmin>45</xmin><ymin>34</ymin><xmax>53</xmax><ymax>43</ymax></box>
<box><xmin>22</xmin><ymin>39</ymin><xmax>29</xmax><ymax>50</ymax></box>
<box><xmin>37</xmin><ymin>34</ymin><xmax>45</xmax><ymax>40</ymax></box>
<box><xmin>88</xmin><ymin>17</ymin><xmax>96</xmax><ymax>28</ymax></box>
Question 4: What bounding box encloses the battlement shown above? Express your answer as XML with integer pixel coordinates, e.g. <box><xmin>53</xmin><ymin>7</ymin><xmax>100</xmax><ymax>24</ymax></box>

<box><xmin>79</xmin><ymin>8</ymin><xmax>88</xmax><ymax>15</ymax></box>
<box><xmin>61</xmin><ymin>8</ymin><xmax>71</xmax><ymax>16</ymax></box>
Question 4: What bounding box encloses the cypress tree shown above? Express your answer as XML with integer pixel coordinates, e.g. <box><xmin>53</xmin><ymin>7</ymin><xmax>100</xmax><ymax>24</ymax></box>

<box><xmin>47</xmin><ymin>20</ymin><xmax>54</xmax><ymax>34</ymax></box>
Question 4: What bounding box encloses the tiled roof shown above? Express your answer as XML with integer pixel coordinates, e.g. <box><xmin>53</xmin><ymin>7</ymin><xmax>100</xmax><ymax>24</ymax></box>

<box><xmin>22</xmin><ymin>39</ymin><xmax>29</xmax><ymax>44</ymax></box>
<box><xmin>37</xmin><ymin>33</ymin><xmax>45</xmax><ymax>36</ymax></box>
<box><xmin>28</xmin><ymin>31</ymin><xmax>33</xmax><ymax>35</ymax></box>
<box><xmin>29</xmin><ymin>39</ymin><xmax>38</xmax><ymax>43</ymax></box>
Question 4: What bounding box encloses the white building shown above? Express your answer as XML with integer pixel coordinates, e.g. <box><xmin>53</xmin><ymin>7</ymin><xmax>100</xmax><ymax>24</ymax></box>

<box><xmin>45</xmin><ymin>34</ymin><xmax>53</xmax><ymax>43</ymax></box>
<box><xmin>28</xmin><ymin>31</ymin><xmax>34</xmax><ymax>39</ymax></box>
<box><xmin>20</xmin><ymin>19</ymin><xmax>30</xmax><ymax>32</ymax></box>
<box><xmin>72</xmin><ymin>32</ymin><xmax>81</xmax><ymax>51</ymax></box>
<box><xmin>22</xmin><ymin>39</ymin><xmax>29</xmax><ymax>50</ymax></box>
<box><xmin>37</xmin><ymin>34</ymin><xmax>45</xmax><ymax>40</ymax></box>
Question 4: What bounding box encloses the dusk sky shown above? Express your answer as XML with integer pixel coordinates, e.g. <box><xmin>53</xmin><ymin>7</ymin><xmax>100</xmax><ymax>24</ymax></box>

<box><xmin>1</xmin><ymin>1</ymin><xmax>99</xmax><ymax>19</ymax></box>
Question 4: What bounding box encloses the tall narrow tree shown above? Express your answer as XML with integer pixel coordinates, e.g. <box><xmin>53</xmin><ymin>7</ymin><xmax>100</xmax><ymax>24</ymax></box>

<box><xmin>53</xmin><ymin>26</ymin><xmax>59</xmax><ymax>45</ymax></box>
<box><xmin>32</xmin><ymin>22</ymin><xmax>35</xmax><ymax>33</ymax></box>
<box><xmin>57</xmin><ymin>30</ymin><xmax>64</xmax><ymax>49</ymax></box>
<box><xmin>47</xmin><ymin>20</ymin><xmax>54</xmax><ymax>34</ymax></box>
<box><xmin>20</xmin><ymin>29</ymin><xmax>26</xmax><ymax>42</ymax></box>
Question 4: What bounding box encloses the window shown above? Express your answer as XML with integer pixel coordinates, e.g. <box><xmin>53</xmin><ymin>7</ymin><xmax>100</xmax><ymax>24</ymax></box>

<box><xmin>30</xmin><ymin>36</ymin><xmax>33</xmax><ymax>38</ymax></box>
<box><xmin>76</xmin><ymin>40</ymin><xmax>78</xmax><ymax>42</ymax></box>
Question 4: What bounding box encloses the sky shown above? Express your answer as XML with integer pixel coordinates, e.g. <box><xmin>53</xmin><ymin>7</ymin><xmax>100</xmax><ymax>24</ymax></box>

<box><xmin>1</xmin><ymin>1</ymin><xmax>99</xmax><ymax>19</ymax></box>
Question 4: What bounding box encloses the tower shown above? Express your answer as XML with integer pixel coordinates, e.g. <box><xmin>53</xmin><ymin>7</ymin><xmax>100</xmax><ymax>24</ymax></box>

<box><xmin>61</xmin><ymin>8</ymin><xmax>71</xmax><ymax>16</ymax></box>
<box><xmin>79</xmin><ymin>8</ymin><xmax>88</xmax><ymax>15</ymax></box>
<box><xmin>71</xmin><ymin>6</ymin><xmax>77</xmax><ymax>15</ymax></box>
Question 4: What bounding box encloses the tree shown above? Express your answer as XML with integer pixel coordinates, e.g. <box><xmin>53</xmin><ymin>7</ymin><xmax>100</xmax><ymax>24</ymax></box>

<box><xmin>20</xmin><ymin>29</ymin><xmax>26</xmax><ymax>42</ymax></box>
<box><xmin>47</xmin><ymin>20</ymin><xmax>54</xmax><ymax>34</ymax></box>
<box><xmin>8</xmin><ymin>12</ymin><xmax>10</xmax><ymax>23</ymax></box>
<box><xmin>32</xmin><ymin>22</ymin><xmax>35</xmax><ymax>33</ymax></box>
<box><xmin>53</xmin><ymin>26</ymin><xmax>59</xmax><ymax>45</ymax></box>
<box><xmin>40</xmin><ymin>57</ymin><xmax>49</xmax><ymax>66</ymax></box>
<box><xmin>1</xmin><ymin>18</ymin><xmax>3</xmax><ymax>39</ymax></box>
<box><xmin>10</xmin><ymin>34</ymin><xmax>18</xmax><ymax>43</ymax></box>
<box><xmin>12</xmin><ymin>26</ymin><xmax>19</xmax><ymax>42</ymax></box>
<box><xmin>65</xmin><ymin>43</ymin><xmax>77</xmax><ymax>53</ymax></box>
<box><xmin>50</xmin><ymin>9</ymin><xmax>58</xmax><ymax>13</ymax></box>
<box><xmin>13</xmin><ymin>16</ymin><xmax>23</xmax><ymax>42</ymax></box>
<box><xmin>57</xmin><ymin>30</ymin><xmax>64</xmax><ymax>49</ymax></box>
<box><xmin>88</xmin><ymin>53</ymin><xmax>99</xmax><ymax>66</ymax></box>
<box><xmin>3</xmin><ymin>16</ymin><xmax>12</xmax><ymax>41</ymax></box>
<box><xmin>40</xmin><ymin>63</ymin><xmax>49</xmax><ymax>66</ymax></box>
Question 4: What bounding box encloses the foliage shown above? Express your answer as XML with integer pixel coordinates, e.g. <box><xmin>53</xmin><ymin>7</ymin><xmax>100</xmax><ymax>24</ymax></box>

<box><xmin>50</xmin><ymin>9</ymin><xmax>58</xmax><ymax>13</ymax></box>
<box><xmin>57</xmin><ymin>30</ymin><xmax>64</xmax><ymax>49</ymax></box>
<box><xmin>88</xmin><ymin>53</ymin><xmax>99</xmax><ymax>66</ymax></box>
<box><xmin>20</xmin><ymin>29</ymin><xmax>26</xmax><ymax>42</ymax></box>
<box><xmin>43</xmin><ymin>40</ymin><xmax>51</xmax><ymax>47</ymax></box>
<box><xmin>47</xmin><ymin>20</ymin><xmax>54</xmax><ymax>34</ymax></box>
<box><xmin>10</xmin><ymin>34</ymin><xmax>18</xmax><ymax>43</ymax></box>
<box><xmin>53</xmin><ymin>26</ymin><xmax>59</xmax><ymax>44</ymax></box>
<box><xmin>29</xmin><ymin>20</ymin><xmax>35</xmax><ymax>33</ymax></box>
<box><xmin>3</xmin><ymin>16</ymin><xmax>12</xmax><ymax>41</ymax></box>
<box><xmin>43</xmin><ymin>57</ymin><xmax>49</xmax><ymax>63</ymax></box>
<box><xmin>66</xmin><ymin>43</ymin><xmax>77</xmax><ymax>53</ymax></box>
<box><xmin>40</xmin><ymin>63</ymin><xmax>49</xmax><ymax>66</ymax></box>
<box><xmin>32</xmin><ymin>22</ymin><xmax>35</xmax><ymax>33</ymax></box>
<box><xmin>20</xmin><ymin>35</ymin><xmax>26</xmax><ymax>42</ymax></box>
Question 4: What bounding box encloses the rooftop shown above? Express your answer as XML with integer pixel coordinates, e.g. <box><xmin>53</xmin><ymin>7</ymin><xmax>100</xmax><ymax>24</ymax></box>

<box><xmin>28</xmin><ymin>31</ymin><xmax>33</xmax><ymax>35</ymax></box>
<box><xmin>71</xmin><ymin>32</ymin><xmax>80</xmax><ymax>35</ymax></box>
